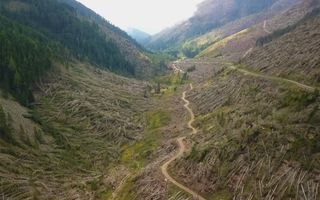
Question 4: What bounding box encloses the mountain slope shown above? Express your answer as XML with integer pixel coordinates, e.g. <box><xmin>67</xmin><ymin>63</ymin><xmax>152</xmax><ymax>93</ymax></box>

<box><xmin>198</xmin><ymin>0</ymin><xmax>317</xmax><ymax>60</ymax></box>
<box><xmin>0</xmin><ymin>15</ymin><xmax>53</xmax><ymax>105</ymax></box>
<box><xmin>145</xmin><ymin>0</ymin><xmax>281</xmax><ymax>51</ymax></box>
<box><xmin>243</xmin><ymin>8</ymin><xmax>320</xmax><ymax>87</ymax></box>
<box><xmin>180</xmin><ymin>0</ymin><xmax>303</xmax><ymax>58</ymax></box>
<box><xmin>0</xmin><ymin>62</ymin><xmax>151</xmax><ymax>199</ymax></box>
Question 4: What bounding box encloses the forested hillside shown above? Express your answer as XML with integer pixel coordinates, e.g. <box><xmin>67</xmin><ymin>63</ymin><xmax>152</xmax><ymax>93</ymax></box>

<box><xmin>0</xmin><ymin>16</ymin><xmax>52</xmax><ymax>105</ymax></box>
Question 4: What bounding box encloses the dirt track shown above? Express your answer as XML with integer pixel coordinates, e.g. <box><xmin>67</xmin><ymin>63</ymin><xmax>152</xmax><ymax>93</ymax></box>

<box><xmin>160</xmin><ymin>83</ymin><xmax>207</xmax><ymax>200</ymax></box>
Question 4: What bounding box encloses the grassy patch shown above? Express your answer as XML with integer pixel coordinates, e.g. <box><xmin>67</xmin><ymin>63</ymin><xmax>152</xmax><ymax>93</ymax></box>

<box><xmin>152</xmin><ymin>73</ymin><xmax>189</xmax><ymax>96</ymax></box>
<box><xmin>187</xmin><ymin>145</ymin><xmax>211</xmax><ymax>162</ymax></box>
<box><xmin>279</xmin><ymin>89</ymin><xmax>319</xmax><ymax>110</ymax></box>
<box><xmin>207</xmin><ymin>190</ymin><xmax>232</xmax><ymax>200</ymax></box>
<box><xmin>121</xmin><ymin>139</ymin><xmax>157</xmax><ymax>169</ymax></box>
<box><xmin>145</xmin><ymin>109</ymin><xmax>171</xmax><ymax>130</ymax></box>
<box><xmin>99</xmin><ymin>189</ymin><xmax>112</xmax><ymax>200</ymax></box>
<box><xmin>120</xmin><ymin>109</ymin><xmax>170</xmax><ymax>169</ymax></box>
<box><xmin>287</xmin><ymin>133</ymin><xmax>320</xmax><ymax>170</ymax></box>
<box><xmin>194</xmin><ymin>106</ymin><xmax>232</xmax><ymax>130</ymax></box>
<box><xmin>155</xmin><ymin>72</ymin><xmax>181</xmax><ymax>85</ymax></box>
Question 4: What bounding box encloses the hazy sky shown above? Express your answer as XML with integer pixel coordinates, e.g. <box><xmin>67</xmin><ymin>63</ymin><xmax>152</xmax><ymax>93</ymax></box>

<box><xmin>76</xmin><ymin>0</ymin><xmax>204</xmax><ymax>34</ymax></box>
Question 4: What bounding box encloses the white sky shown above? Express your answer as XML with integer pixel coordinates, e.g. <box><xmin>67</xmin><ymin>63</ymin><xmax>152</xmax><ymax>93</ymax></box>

<box><xmin>76</xmin><ymin>0</ymin><xmax>204</xmax><ymax>34</ymax></box>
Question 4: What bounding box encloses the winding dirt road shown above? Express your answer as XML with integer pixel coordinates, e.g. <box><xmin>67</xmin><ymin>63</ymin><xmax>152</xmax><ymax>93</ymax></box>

<box><xmin>228</xmin><ymin>65</ymin><xmax>318</xmax><ymax>92</ymax></box>
<box><xmin>160</xmin><ymin>83</ymin><xmax>207</xmax><ymax>200</ymax></box>
<box><xmin>183</xmin><ymin>60</ymin><xmax>317</xmax><ymax>91</ymax></box>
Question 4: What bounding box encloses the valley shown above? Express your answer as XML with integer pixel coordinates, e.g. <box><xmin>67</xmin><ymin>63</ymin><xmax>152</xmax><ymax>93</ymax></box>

<box><xmin>0</xmin><ymin>0</ymin><xmax>320</xmax><ymax>199</ymax></box>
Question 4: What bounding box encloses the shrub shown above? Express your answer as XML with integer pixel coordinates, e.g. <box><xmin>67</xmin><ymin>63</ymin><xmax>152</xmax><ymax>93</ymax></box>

<box><xmin>0</xmin><ymin>105</ymin><xmax>16</xmax><ymax>144</ymax></box>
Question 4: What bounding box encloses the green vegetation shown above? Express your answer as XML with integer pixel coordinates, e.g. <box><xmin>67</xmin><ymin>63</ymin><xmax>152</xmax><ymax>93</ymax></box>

<box><xmin>111</xmin><ymin>109</ymin><xmax>170</xmax><ymax>199</ymax></box>
<box><xmin>207</xmin><ymin>190</ymin><xmax>232</xmax><ymax>200</ymax></box>
<box><xmin>0</xmin><ymin>105</ymin><xmax>15</xmax><ymax>144</ymax></box>
<box><xmin>121</xmin><ymin>109</ymin><xmax>170</xmax><ymax>169</ymax></box>
<box><xmin>279</xmin><ymin>89</ymin><xmax>319</xmax><ymax>110</ymax></box>
<box><xmin>145</xmin><ymin>109</ymin><xmax>171</xmax><ymax>130</ymax></box>
<box><xmin>0</xmin><ymin>16</ymin><xmax>52</xmax><ymax>105</ymax></box>
<box><xmin>287</xmin><ymin>133</ymin><xmax>320</xmax><ymax>170</ymax></box>
<box><xmin>181</xmin><ymin>41</ymin><xmax>210</xmax><ymax>58</ymax></box>
<box><xmin>152</xmin><ymin>72</ymin><xmax>189</xmax><ymax>95</ymax></box>
<box><xmin>1</xmin><ymin>0</ymin><xmax>135</xmax><ymax>75</ymax></box>
<box><xmin>146</xmin><ymin>52</ymin><xmax>174</xmax><ymax>74</ymax></box>
<box><xmin>187</xmin><ymin>145</ymin><xmax>211</xmax><ymax>162</ymax></box>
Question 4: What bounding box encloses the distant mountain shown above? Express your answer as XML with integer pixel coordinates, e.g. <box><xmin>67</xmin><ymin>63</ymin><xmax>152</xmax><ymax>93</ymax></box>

<box><xmin>145</xmin><ymin>0</ymin><xmax>281</xmax><ymax>51</ymax></box>
<box><xmin>127</xmin><ymin>28</ymin><xmax>151</xmax><ymax>44</ymax></box>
